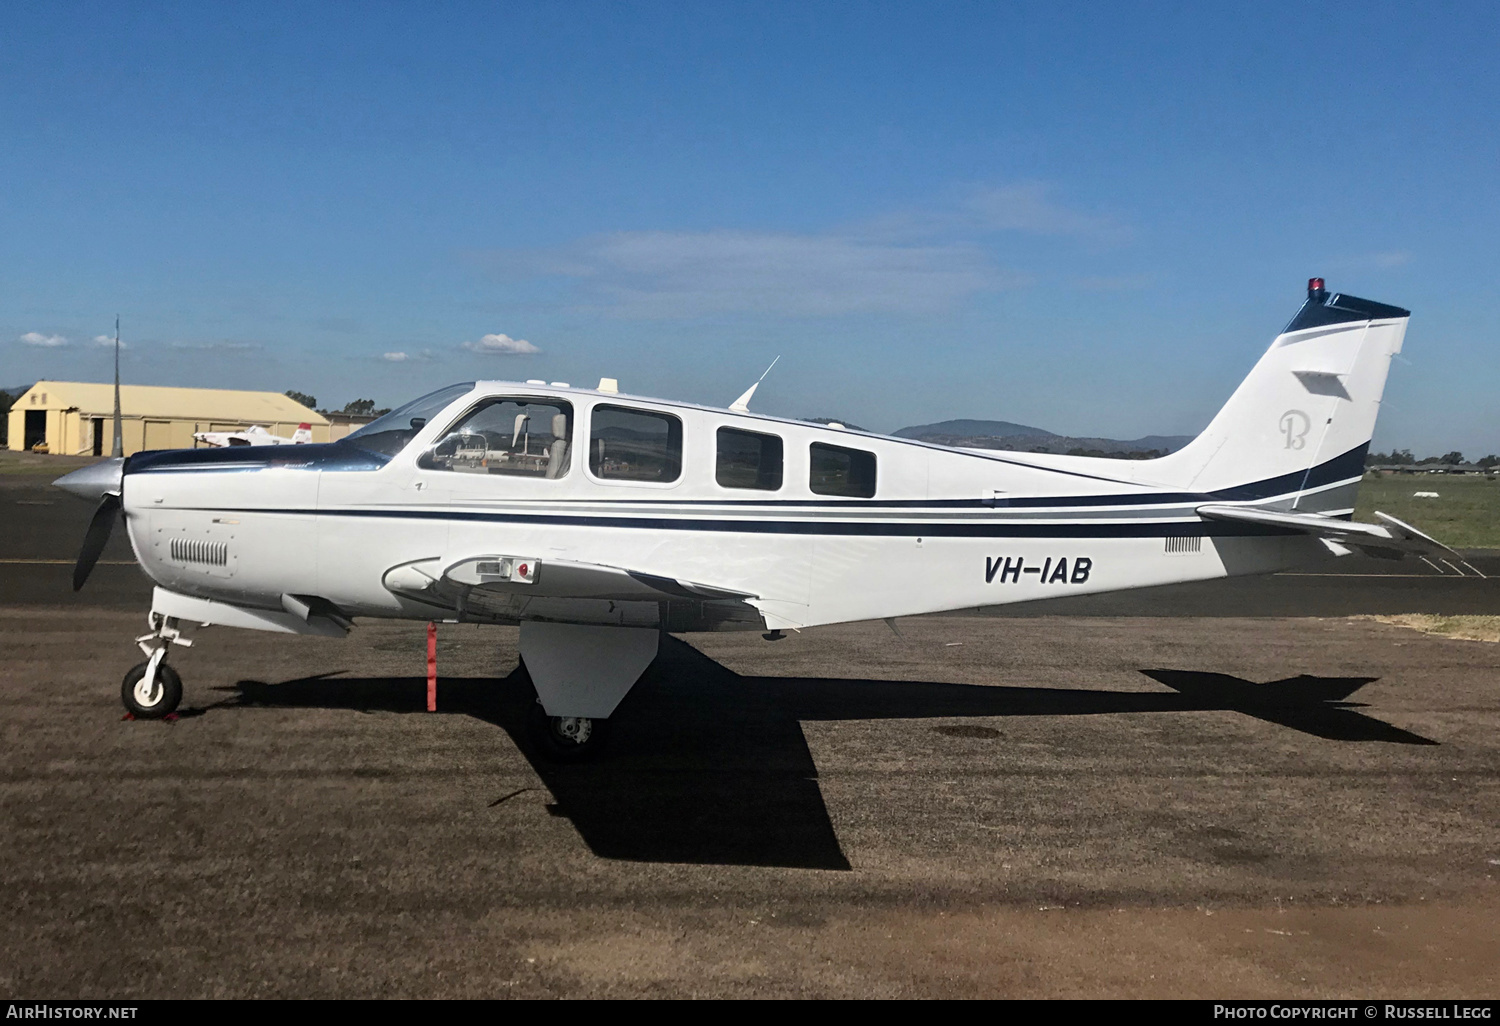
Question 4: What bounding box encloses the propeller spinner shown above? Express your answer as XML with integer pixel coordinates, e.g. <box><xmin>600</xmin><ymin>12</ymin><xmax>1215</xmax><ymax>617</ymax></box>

<box><xmin>54</xmin><ymin>458</ymin><xmax>126</xmax><ymax>591</ymax></box>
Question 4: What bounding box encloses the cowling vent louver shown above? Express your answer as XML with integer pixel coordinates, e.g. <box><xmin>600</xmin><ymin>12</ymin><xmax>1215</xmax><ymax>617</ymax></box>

<box><xmin>170</xmin><ymin>537</ymin><xmax>229</xmax><ymax>567</ymax></box>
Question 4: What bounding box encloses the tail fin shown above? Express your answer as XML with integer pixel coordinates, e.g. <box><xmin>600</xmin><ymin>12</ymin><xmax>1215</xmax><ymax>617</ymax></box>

<box><xmin>292</xmin><ymin>423</ymin><xmax>312</xmax><ymax>444</ymax></box>
<box><xmin>1149</xmin><ymin>279</ymin><xmax>1409</xmax><ymax>512</ymax></box>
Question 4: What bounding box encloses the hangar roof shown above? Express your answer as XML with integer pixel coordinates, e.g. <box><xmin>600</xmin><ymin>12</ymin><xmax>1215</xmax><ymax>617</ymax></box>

<box><xmin>14</xmin><ymin>381</ymin><xmax>328</xmax><ymax>425</ymax></box>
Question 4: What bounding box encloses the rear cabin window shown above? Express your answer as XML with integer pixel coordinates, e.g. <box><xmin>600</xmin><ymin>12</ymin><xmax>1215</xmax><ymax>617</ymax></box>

<box><xmin>418</xmin><ymin>398</ymin><xmax>572</xmax><ymax>478</ymax></box>
<box><xmin>809</xmin><ymin>442</ymin><xmax>876</xmax><ymax>498</ymax></box>
<box><xmin>716</xmin><ymin>427</ymin><xmax>783</xmax><ymax>491</ymax></box>
<box><xmin>590</xmin><ymin>405</ymin><xmax>682</xmax><ymax>483</ymax></box>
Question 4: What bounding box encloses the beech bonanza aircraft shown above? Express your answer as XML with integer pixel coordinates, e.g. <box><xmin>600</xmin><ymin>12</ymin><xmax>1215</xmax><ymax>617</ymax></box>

<box><xmin>55</xmin><ymin>279</ymin><xmax>1465</xmax><ymax>759</ymax></box>
<box><xmin>193</xmin><ymin>423</ymin><xmax>313</xmax><ymax>448</ymax></box>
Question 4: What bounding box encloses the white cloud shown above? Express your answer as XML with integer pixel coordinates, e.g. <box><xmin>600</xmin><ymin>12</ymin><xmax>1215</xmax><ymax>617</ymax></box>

<box><xmin>478</xmin><ymin>182</ymin><xmax>1116</xmax><ymax>319</ymax></box>
<box><xmin>20</xmin><ymin>332</ymin><xmax>68</xmax><ymax>347</ymax></box>
<box><xmin>1329</xmin><ymin>250</ymin><xmax>1411</xmax><ymax>272</ymax></box>
<box><xmin>850</xmin><ymin>182</ymin><xmax>1127</xmax><ymax>244</ymax></box>
<box><xmin>1073</xmin><ymin>273</ymin><xmax>1154</xmax><ymax>291</ymax></box>
<box><xmin>93</xmin><ymin>335</ymin><xmax>126</xmax><ymax>349</ymax></box>
<box><xmin>960</xmin><ymin>183</ymin><xmax>1126</xmax><ymax>241</ymax></box>
<box><xmin>517</xmin><ymin>231</ymin><xmax>1017</xmax><ymax>319</ymax></box>
<box><xmin>168</xmin><ymin>340</ymin><xmax>259</xmax><ymax>352</ymax></box>
<box><xmin>461</xmin><ymin>333</ymin><xmax>540</xmax><ymax>355</ymax></box>
<box><xmin>379</xmin><ymin>349</ymin><xmax>434</xmax><ymax>363</ymax></box>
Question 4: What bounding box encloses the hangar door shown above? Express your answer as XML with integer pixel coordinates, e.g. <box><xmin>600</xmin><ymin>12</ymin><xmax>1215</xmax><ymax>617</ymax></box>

<box><xmin>144</xmin><ymin>420</ymin><xmax>174</xmax><ymax>450</ymax></box>
<box><xmin>24</xmin><ymin>410</ymin><xmax>45</xmax><ymax>450</ymax></box>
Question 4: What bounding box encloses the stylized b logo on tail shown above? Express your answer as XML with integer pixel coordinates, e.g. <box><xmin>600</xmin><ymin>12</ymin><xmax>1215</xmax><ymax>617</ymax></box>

<box><xmin>1279</xmin><ymin>409</ymin><xmax>1310</xmax><ymax>450</ymax></box>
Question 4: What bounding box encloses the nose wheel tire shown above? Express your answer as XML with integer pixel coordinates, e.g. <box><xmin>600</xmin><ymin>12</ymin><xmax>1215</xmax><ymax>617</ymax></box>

<box><xmin>121</xmin><ymin>661</ymin><xmax>183</xmax><ymax>719</ymax></box>
<box><xmin>529</xmin><ymin>703</ymin><xmax>608</xmax><ymax>762</ymax></box>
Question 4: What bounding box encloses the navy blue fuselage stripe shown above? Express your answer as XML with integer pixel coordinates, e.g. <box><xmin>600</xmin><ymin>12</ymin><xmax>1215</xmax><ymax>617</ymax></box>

<box><xmin>199</xmin><ymin>505</ymin><xmax>1297</xmax><ymax>538</ymax></box>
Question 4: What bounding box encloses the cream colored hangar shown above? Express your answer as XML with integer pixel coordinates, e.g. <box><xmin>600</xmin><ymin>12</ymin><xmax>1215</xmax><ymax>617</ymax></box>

<box><xmin>7</xmin><ymin>381</ymin><xmax>330</xmax><ymax>456</ymax></box>
<box><xmin>53</xmin><ymin>281</ymin><xmax>1476</xmax><ymax>760</ymax></box>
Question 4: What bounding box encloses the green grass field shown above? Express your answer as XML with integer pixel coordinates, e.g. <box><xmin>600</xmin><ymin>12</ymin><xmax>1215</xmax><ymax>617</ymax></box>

<box><xmin>1355</xmin><ymin>472</ymin><xmax>1500</xmax><ymax>550</ymax></box>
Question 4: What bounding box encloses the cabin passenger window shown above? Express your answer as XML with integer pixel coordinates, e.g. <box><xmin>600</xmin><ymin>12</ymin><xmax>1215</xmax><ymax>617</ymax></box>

<box><xmin>809</xmin><ymin>442</ymin><xmax>876</xmax><ymax>498</ymax></box>
<box><xmin>418</xmin><ymin>399</ymin><xmax>572</xmax><ymax>478</ymax></box>
<box><xmin>716</xmin><ymin>428</ymin><xmax>783</xmax><ymax>490</ymax></box>
<box><xmin>590</xmin><ymin>405</ymin><xmax>682</xmax><ymax>483</ymax></box>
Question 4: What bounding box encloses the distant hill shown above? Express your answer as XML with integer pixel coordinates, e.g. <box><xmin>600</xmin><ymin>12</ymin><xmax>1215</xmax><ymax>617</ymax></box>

<box><xmin>895</xmin><ymin>419</ymin><xmax>1054</xmax><ymax>439</ymax></box>
<box><xmin>895</xmin><ymin>418</ymin><xmax>1194</xmax><ymax>458</ymax></box>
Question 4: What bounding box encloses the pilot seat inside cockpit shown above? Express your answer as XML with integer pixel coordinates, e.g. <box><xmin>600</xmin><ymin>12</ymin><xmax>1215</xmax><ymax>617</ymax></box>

<box><xmin>417</xmin><ymin>399</ymin><xmax>572</xmax><ymax>479</ymax></box>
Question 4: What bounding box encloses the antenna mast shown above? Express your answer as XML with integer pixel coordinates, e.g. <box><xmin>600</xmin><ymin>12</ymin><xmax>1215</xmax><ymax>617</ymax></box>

<box><xmin>110</xmin><ymin>316</ymin><xmax>123</xmax><ymax>457</ymax></box>
<box><xmin>728</xmin><ymin>355</ymin><xmax>781</xmax><ymax>414</ymax></box>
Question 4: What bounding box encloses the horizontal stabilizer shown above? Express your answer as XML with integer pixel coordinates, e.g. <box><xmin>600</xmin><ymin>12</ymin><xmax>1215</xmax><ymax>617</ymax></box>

<box><xmin>1196</xmin><ymin>504</ymin><xmax>1464</xmax><ymax>561</ymax></box>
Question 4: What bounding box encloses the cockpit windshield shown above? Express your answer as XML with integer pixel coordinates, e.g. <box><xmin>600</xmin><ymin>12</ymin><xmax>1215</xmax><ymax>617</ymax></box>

<box><xmin>340</xmin><ymin>382</ymin><xmax>476</xmax><ymax>458</ymax></box>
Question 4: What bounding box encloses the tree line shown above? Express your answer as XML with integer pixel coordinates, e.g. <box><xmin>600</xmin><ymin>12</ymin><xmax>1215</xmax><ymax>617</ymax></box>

<box><xmin>1366</xmin><ymin>449</ymin><xmax>1499</xmax><ymax>468</ymax></box>
<box><xmin>284</xmin><ymin>391</ymin><xmax>391</xmax><ymax>418</ymax></box>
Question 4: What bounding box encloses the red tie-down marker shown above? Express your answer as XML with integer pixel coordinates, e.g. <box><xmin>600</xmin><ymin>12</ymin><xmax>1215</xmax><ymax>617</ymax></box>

<box><xmin>427</xmin><ymin>621</ymin><xmax>438</xmax><ymax>712</ymax></box>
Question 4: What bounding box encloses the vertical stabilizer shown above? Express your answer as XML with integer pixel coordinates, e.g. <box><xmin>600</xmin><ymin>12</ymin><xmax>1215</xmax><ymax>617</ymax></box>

<box><xmin>1146</xmin><ymin>279</ymin><xmax>1408</xmax><ymax>511</ymax></box>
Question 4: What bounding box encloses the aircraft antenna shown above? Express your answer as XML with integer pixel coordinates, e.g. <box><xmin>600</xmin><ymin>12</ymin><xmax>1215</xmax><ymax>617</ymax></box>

<box><xmin>728</xmin><ymin>355</ymin><xmax>781</xmax><ymax>414</ymax></box>
<box><xmin>110</xmin><ymin>315</ymin><xmax>123</xmax><ymax>457</ymax></box>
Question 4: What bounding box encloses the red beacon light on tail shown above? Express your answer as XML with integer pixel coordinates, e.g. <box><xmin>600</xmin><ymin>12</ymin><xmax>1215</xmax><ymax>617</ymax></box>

<box><xmin>1308</xmin><ymin>277</ymin><xmax>1327</xmax><ymax>299</ymax></box>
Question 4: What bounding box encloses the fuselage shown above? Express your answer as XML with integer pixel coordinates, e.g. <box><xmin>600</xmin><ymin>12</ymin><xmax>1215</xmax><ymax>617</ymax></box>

<box><xmin>118</xmin><ymin>380</ymin><xmax>1347</xmax><ymax>632</ymax></box>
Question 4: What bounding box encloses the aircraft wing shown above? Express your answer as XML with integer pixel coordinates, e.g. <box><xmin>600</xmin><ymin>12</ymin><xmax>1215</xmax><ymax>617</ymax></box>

<box><xmin>1196</xmin><ymin>504</ymin><xmax>1462</xmax><ymax>560</ymax></box>
<box><xmin>444</xmin><ymin>555</ymin><xmax>758</xmax><ymax>601</ymax></box>
<box><xmin>384</xmin><ymin>553</ymin><xmax>758</xmax><ymax>607</ymax></box>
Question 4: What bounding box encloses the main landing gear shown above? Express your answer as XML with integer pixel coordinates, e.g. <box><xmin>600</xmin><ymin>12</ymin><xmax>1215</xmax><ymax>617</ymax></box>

<box><xmin>528</xmin><ymin>704</ymin><xmax>609</xmax><ymax>762</ymax></box>
<box><xmin>121</xmin><ymin>612</ymin><xmax>191</xmax><ymax>719</ymax></box>
<box><xmin>519</xmin><ymin>621</ymin><xmax>659</xmax><ymax>763</ymax></box>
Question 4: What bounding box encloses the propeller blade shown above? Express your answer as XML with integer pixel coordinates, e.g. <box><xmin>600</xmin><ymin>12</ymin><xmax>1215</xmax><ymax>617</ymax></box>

<box><xmin>74</xmin><ymin>493</ymin><xmax>121</xmax><ymax>592</ymax></box>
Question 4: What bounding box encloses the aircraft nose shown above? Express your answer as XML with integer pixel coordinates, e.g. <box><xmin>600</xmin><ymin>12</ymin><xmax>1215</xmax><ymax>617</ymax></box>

<box><xmin>54</xmin><ymin>457</ymin><xmax>125</xmax><ymax>502</ymax></box>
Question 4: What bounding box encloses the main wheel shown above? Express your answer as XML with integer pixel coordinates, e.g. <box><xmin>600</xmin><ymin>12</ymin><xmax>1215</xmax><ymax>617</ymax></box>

<box><xmin>528</xmin><ymin>702</ymin><xmax>608</xmax><ymax>762</ymax></box>
<box><xmin>121</xmin><ymin>661</ymin><xmax>183</xmax><ymax>719</ymax></box>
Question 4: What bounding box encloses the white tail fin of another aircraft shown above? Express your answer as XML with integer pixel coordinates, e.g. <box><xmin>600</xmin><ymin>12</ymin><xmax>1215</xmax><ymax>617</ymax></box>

<box><xmin>1143</xmin><ymin>279</ymin><xmax>1409</xmax><ymax>511</ymax></box>
<box><xmin>292</xmin><ymin>423</ymin><xmax>312</xmax><ymax>444</ymax></box>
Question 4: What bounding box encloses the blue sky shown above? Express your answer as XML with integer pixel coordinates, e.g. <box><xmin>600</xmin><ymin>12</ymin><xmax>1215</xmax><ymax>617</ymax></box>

<box><xmin>3</xmin><ymin>1</ymin><xmax>1496</xmax><ymax>455</ymax></box>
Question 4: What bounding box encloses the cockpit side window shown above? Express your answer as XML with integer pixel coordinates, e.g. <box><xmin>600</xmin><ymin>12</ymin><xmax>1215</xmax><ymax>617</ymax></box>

<box><xmin>589</xmin><ymin>405</ymin><xmax>682</xmax><ymax>483</ymax></box>
<box><xmin>809</xmin><ymin>442</ymin><xmax>876</xmax><ymax>497</ymax></box>
<box><xmin>341</xmin><ymin>382</ymin><xmax>476</xmax><ymax>458</ymax></box>
<box><xmin>418</xmin><ymin>399</ymin><xmax>573</xmax><ymax>478</ymax></box>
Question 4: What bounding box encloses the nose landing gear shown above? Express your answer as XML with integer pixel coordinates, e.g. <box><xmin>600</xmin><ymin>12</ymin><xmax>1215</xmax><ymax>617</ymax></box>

<box><xmin>122</xmin><ymin>612</ymin><xmax>192</xmax><ymax>719</ymax></box>
<box><xmin>122</xmin><ymin>660</ymin><xmax>183</xmax><ymax>719</ymax></box>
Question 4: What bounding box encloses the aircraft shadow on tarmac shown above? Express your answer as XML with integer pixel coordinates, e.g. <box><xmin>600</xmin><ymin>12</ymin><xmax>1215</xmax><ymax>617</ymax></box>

<box><xmin>219</xmin><ymin>636</ymin><xmax>1435</xmax><ymax>871</ymax></box>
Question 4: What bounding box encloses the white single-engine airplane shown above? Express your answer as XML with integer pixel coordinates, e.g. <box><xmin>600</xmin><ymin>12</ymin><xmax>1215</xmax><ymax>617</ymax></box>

<box><xmin>193</xmin><ymin>423</ymin><xmax>313</xmax><ymax>448</ymax></box>
<box><xmin>56</xmin><ymin>280</ymin><xmax>1465</xmax><ymax>759</ymax></box>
